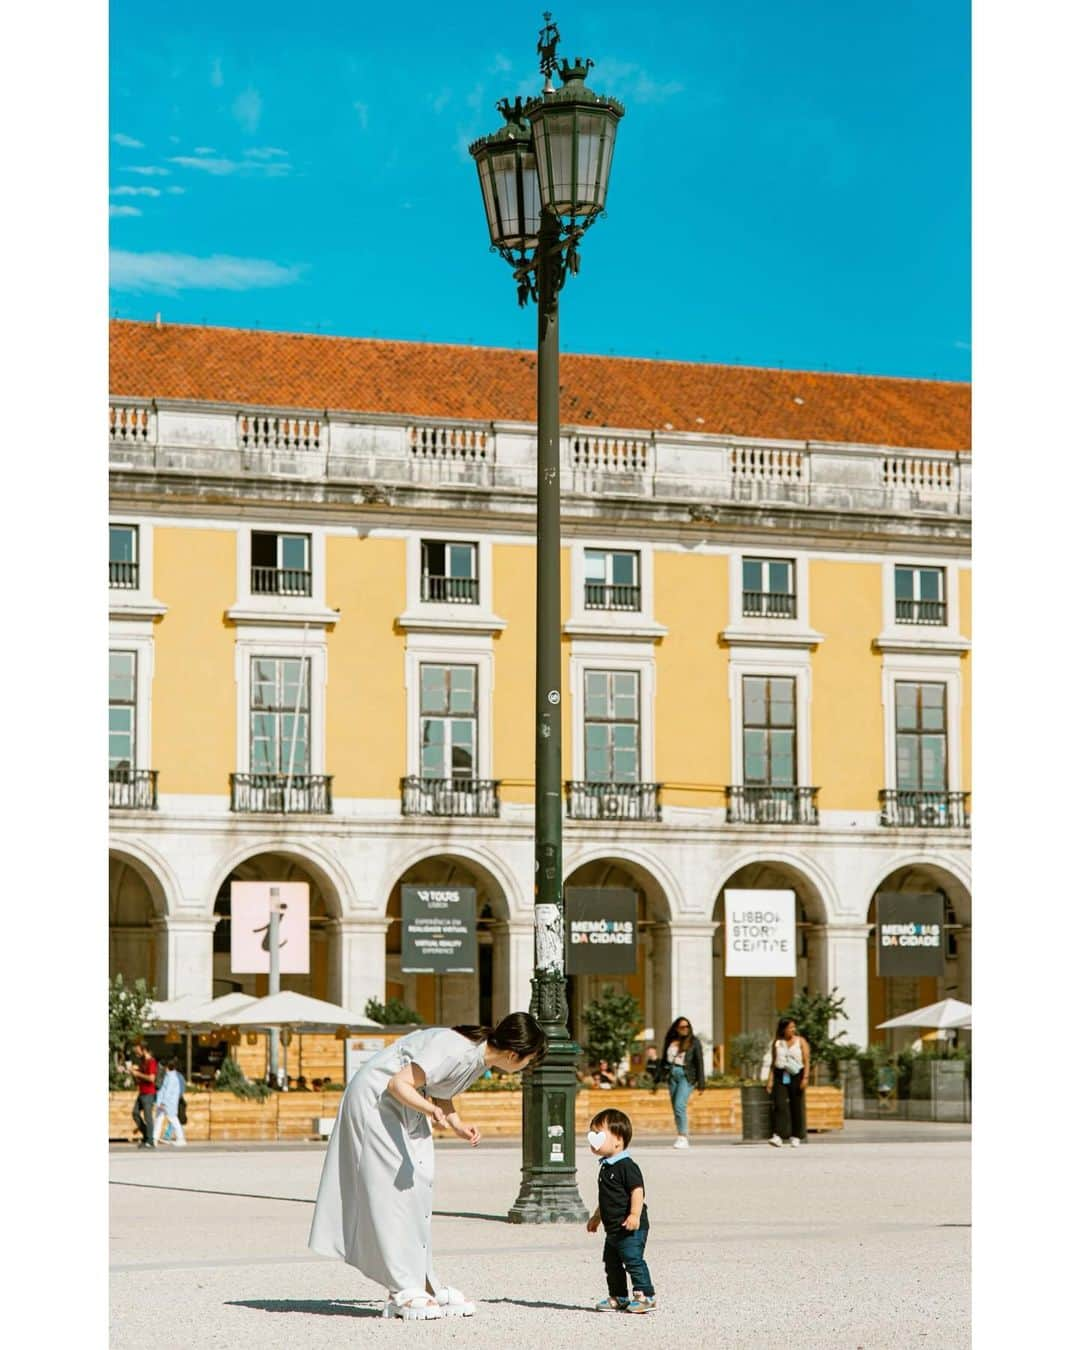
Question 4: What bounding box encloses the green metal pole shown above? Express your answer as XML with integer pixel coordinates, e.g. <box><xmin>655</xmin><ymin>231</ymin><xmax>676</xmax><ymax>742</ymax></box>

<box><xmin>508</xmin><ymin>209</ymin><xmax>588</xmax><ymax>1224</ymax></box>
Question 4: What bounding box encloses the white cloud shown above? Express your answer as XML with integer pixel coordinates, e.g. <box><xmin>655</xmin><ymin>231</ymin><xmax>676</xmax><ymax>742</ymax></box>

<box><xmin>169</xmin><ymin>135</ymin><xmax>181</xmax><ymax>144</ymax></box>
<box><xmin>353</xmin><ymin>102</ymin><xmax>369</xmax><ymax>130</ymax></box>
<box><xmin>126</xmin><ymin>165</ymin><xmax>170</xmax><ymax>176</ymax></box>
<box><xmin>112</xmin><ymin>132</ymin><xmax>144</xmax><ymax>148</ymax></box>
<box><xmin>593</xmin><ymin>58</ymin><xmax>684</xmax><ymax>104</ymax></box>
<box><xmin>194</xmin><ymin>146</ymin><xmax>216</xmax><ymax>155</ymax></box>
<box><xmin>166</xmin><ymin>186</ymin><xmax>186</xmax><ymax>195</ymax></box>
<box><xmin>210</xmin><ymin>57</ymin><xmax>224</xmax><ymax>88</ymax></box>
<box><xmin>110</xmin><ymin>205</ymin><xmax>142</xmax><ymax>218</ymax></box>
<box><xmin>109</xmin><ymin>250</ymin><xmax>305</xmax><ymax>295</ymax></box>
<box><xmin>232</xmin><ymin>87</ymin><xmax>263</xmax><ymax>134</ymax></box>
<box><xmin>169</xmin><ymin>154</ymin><xmax>290</xmax><ymax>177</ymax></box>
<box><xmin>491</xmin><ymin>53</ymin><xmax>513</xmax><ymax>75</ymax></box>
<box><xmin>111</xmin><ymin>185</ymin><xmax>161</xmax><ymax>197</ymax></box>
<box><xmin>432</xmin><ymin>88</ymin><xmax>452</xmax><ymax>115</ymax></box>
<box><xmin>244</xmin><ymin>146</ymin><xmax>288</xmax><ymax>159</ymax></box>
<box><xmin>954</xmin><ymin>340</ymin><xmax>971</xmax><ymax>351</ymax></box>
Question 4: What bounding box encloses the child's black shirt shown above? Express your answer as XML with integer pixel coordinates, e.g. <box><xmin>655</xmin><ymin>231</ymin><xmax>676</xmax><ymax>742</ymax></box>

<box><xmin>597</xmin><ymin>1155</ymin><xmax>648</xmax><ymax>1235</ymax></box>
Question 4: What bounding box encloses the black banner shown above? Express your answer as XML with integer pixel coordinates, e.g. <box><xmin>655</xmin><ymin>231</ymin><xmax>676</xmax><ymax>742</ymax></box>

<box><xmin>401</xmin><ymin>885</ymin><xmax>477</xmax><ymax>974</ymax></box>
<box><xmin>876</xmin><ymin>893</ymin><xmax>946</xmax><ymax>977</ymax></box>
<box><xmin>566</xmin><ymin>887</ymin><xmax>638</xmax><ymax>975</ymax></box>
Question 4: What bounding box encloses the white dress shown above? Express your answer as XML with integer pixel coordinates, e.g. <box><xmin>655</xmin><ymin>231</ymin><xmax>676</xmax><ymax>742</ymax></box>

<box><xmin>308</xmin><ymin>1026</ymin><xmax>487</xmax><ymax>1292</ymax></box>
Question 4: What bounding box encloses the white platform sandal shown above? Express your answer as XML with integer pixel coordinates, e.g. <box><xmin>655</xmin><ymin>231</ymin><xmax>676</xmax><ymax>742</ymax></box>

<box><xmin>382</xmin><ymin>1289</ymin><xmax>442</xmax><ymax>1320</ymax></box>
<box><xmin>434</xmin><ymin>1286</ymin><xmax>476</xmax><ymax>1318</ymax></box>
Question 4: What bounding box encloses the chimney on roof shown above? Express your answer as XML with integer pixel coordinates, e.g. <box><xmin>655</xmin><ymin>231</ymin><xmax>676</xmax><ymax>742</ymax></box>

<box><xmin>154</xmin><ymin>312</ymin><xmax>162</xmax><ymax>329</ymax></box>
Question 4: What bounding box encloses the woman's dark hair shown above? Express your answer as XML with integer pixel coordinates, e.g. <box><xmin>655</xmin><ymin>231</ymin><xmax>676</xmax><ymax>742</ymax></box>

<box><xmin>662</xmin><ymin>1016</ymin><xmax>695</xmax><ymax>1055</ymax></box>
<box><xmin>165</xmin><ymin>1057</ymin><xmax>179</xmax><ymax>1071</ymax></box>
<box><xmin>453</xmin><ymin>1012</ymin><xmax>547</xmax><ymax>1065</ymax></box>
<box><xmin>775</xmin><ymin>1017</ymin><xmax>797</xmax><ymax>1040</ymax></box>
<box><xmin>590</xmin><ymin>1107</ymin><xmax>632</xmax><ymax>1146</ymax></box>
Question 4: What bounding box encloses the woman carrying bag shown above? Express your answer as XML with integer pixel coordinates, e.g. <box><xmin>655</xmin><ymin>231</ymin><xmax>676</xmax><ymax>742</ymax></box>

<box><xmin>659</xmin><ymin>1016</ymin><xmax>707</xmax><ymax>1149</ymax></box>
<box><xmin>766</xmin><ymin>1016</ymin><xmax>811</xmax><ymax>1148</ymax></box>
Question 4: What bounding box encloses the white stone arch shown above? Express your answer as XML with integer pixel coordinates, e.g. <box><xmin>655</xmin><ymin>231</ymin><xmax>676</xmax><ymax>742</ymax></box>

<box><xmin>108</xmin><ymin>839</ymin><xmax>181</xmax><ymax>918</ymax></box>
<box><xmin>864</xmin><ymin>852</ymin><xmax>972</xmax><ymax>924</ymax></box>
<box><xmin>206</xmin><ymin>837</ymin><xmax>354</xmax><ymax>920</ymax></box>
<box><xmin>377</xmin><ymin>840</ymin><xmax>525</xmax><ymax>920</ymax></box>
<box><xmin>563</xmin><ymin>842</ymin><xmax>683</xmax><ymax>922</ymax></box>
<box><xmin>712</xmin><ymin>846</ymin><xmax>840</xmax><ymax>925</ymax></box>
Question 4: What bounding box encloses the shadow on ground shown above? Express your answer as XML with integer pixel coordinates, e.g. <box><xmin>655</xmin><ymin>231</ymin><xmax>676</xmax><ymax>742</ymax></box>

<box><xmin>226</xmin><ymin>1299</ymin><xmax>382</xmax><ymax>1319</ymax></box>
<box><xmin>433</xmin><ymin>1209</ymin><xmax>508</xmax><ymax>1223</ymax></box>
<box><xmin>483</xmin><ymin>1297</ymin><xmax>589</xmax><ymax>1313</ymax></box>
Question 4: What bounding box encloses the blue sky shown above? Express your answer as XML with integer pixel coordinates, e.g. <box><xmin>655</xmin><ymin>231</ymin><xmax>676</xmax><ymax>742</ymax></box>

<box><xmin>109</xmin><ymin>0</ymin><xmax>970</xmax><ymax>379</ymax></box>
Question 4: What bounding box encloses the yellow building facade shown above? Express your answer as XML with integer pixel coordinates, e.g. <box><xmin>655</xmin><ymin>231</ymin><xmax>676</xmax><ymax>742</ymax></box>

<box><xmin>108</xmin><ymin>321</ymin><xmax>971</xmax><ymax>1059</ymax></box>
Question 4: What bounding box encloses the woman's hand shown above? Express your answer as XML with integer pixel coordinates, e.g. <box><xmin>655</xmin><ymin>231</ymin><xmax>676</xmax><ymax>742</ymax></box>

<box><xmin>430</xmin><ymin>1105</ymin><xmax>449</xmax><ymax>1130</ymax></box>
<box><xmin>800</xmin><ymin>1079</ymin><xmax>808</xmax><ymax>1092</ymax></box>
<box><xmin>766</xmin><ymin>1077</ymin><xmax>773</xmax><ymax>1092</ymax></box>
<box><xmin>450</xmin><ymin>1118</ymin><xmax>482</xmax><ymax>1146</ymax></box>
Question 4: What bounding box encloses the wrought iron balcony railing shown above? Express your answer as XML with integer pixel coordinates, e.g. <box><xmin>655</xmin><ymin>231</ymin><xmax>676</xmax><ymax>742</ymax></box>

<box><xmin>230</xmin><ymin>773</ymin><xmax>333</xmax><ymax>814</ymax></box>
<box><xmin>400</xmin><ymin>775</ymin><xmax>500</xmax><ymax>817</ymax></box>
<box><xmin>742</xmin><ymin>590</ymin><xmax>796</xmax><ymax>618</ymax></box>
<box><xmin>565</xmin><ymin>781</ymin><xmax>662</xmax><ymax>821</ymax></box>
<box><xmin>251</xmin><ymin>566</ymin><xmax>312</xmax><ymax>597</ymax></box>
<box><xmin>726</xmin><ymin>785</ymin><xmax>819</xmax><ymax>825</ymax></box>
<box><xmin>895</xmin><ymin>598</ymin><xmax>947</xmax><ymax>625</ymax></box>
<box><xmin>420</xmin><ymin>575</ymin><xmax>479</xmax><ymax>604</ymax></box>
<box><xmin>879</xmin><ymin>789</ymin><xmax>969</xmax><ymax>828</ymax></box>
<box><xmin>584</xmin><ymin>582</ymin><xmax>641</xmax><ymax>611</ymax></box>
<box><xmin>109</xmin><ymin>767</ymin><xmax>158</xmax><ymax>809</ymax></box>
<box><xmin>109</xmin><ymin>560</ymin><xmax>139</xmax><ymax>589</ymax></box>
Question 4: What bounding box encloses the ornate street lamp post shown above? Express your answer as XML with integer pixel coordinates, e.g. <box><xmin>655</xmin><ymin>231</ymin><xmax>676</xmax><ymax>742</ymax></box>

<box><xmin>470</xmin><ymin>15</ymin><xmax>623</xmax><ymax>1224</ymax></box>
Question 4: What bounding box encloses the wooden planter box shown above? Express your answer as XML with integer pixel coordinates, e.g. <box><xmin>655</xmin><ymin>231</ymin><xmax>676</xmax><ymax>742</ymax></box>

<box><xmin>111</xmin><ymin>1085</ymin><xmax>842</xmax><ymax>1142</ymax></box>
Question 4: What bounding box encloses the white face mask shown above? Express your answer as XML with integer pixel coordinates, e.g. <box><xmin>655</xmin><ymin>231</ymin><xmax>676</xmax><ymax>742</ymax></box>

<box><xmin>587</xmin><ymin>1129</ymin><xmax>607</xmax><ymax>1152</ymax></box>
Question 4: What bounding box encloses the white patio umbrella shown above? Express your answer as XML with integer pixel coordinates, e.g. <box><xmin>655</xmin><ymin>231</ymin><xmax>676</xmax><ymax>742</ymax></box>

<box><xmin>214</xmin><ymin>991</ymin><xmax>383</xmax><ymax>1089</ymax></box>
<box><xmin>214</xmin><ymin>990</ymin><xmax>379</xmax><ymax>1032</ymax></box>
<box><xmin>876</xmin><ymin>998</ymin><xmax>972</xmax><ymax>1031</ymax></box>
<box><xmin>183</xmin><ymin>992</ymin><xmax>259</xmax><ymax>1024</ymax></box>
<box><xmin>149</xmin><ymin>993</ymin><xmax>205</xmax><ymax>1023</ymax></box>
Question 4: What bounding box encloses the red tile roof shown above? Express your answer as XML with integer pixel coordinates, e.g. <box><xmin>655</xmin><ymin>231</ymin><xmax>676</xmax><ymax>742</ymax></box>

<box><xmin>109</xmin><ymin>320</ymin><xmax>970</xmax><ymax>452</ymax></box>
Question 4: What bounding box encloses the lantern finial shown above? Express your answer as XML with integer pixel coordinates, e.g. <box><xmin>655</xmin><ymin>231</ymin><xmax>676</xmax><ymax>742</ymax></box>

<box><xmin>538</xmin><ymin>12</ymin><xmax>561</xmax><ymax>89</ymax></box>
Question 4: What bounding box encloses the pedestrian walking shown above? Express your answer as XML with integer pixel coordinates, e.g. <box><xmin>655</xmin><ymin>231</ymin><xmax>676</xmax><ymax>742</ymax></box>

<box><xmin>153</xmin><ymin>1057</ymin><xmax>187</xmax><ymax>1147</ymax></box>
<box><xmin>586</xmin><ymin>1107</ymin><xmax>656</xmax><ymax>1314</ymax></box>
<box><xmin>659</xmin><ymin>1016</ymin><xmax>707</xmax><ymax>1148</ymax></box>
<box><xmin>130</xmin><ymin>1041</ymin><xmax>158</xmax><ymax>1149</ymax></box>
<box><xmin>308</xmin><ymin>1012</ymin><xmax>546</xmax><ymax>1321</ymax></box>
<box><xmin>767</xmin><ymin>1016</ymin><xmax>811</xmax><ymax>1148</ymax></box>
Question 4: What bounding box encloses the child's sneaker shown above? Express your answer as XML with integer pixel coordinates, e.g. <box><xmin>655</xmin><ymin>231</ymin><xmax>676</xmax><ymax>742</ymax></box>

<box><xmin>768</xmin><ymin>1134</ymin><xmax>783</xmax><ymax>1147</ymax></box>
<box><xmin>626</xmin><ymin>1294</ymin><xmax>657</xmax><ymax>1314</ymax></box>
<box><xmin>595</xmin><ymin>1296</ymin><xmax>629</xmax><ymax>1312</ymax></box>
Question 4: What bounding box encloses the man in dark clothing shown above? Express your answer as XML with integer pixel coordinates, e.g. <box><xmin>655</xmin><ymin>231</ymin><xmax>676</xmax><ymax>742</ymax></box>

<box><xmin>130</xmin><ymin>1041</ymin><xmax>158</xmax><ymax>1148</ymax></box>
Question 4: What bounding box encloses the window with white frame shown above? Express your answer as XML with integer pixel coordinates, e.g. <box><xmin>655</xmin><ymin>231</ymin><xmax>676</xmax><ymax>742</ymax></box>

<box><xmin>420</xmin><ymin>663</ymin><xmax>478</xmax><ymax>778</ymax></box>
<box><xmin>895</xmin><ymin>565</ymin><xmax>946</xmax><ymax>626</ymax></box>
<box><xmin>251</xmin><ymin>531</ymin><xmax>312</xmax><ymax>597</ymax></box>
<box><xmin>742</xmin><ymin>557</ymin><xmax>795</xmax><ymax>618</ymax></box>
<box><xmin>895</xmin><ymin>681</ymin><xmax>947</xmax><ymax>790</ymax></box>
<box><xmin>109</xmin><ymin>525</ymin><xmax>139</xmax><ymax>589</ymax></box>
<box><xmin>584</xmin><ymin>670</ymin><xmax>640</xmax><ymax>781</ymax></box>
<box><xmin>109</xmin><ymin>651</ymin><xmax>137</xmax><ymax>769</ymax></box>
<box><xmin>250</xmin><ymin>656</ymin><xmax>310</xmax><ymax>774</ymax></box>
<box><xmin>742</xmin><ymin>675</ymin><xmax>796</xmax><ymax>785</ymax></box>
<box><xmin>584</xmin><ymin>549</ymin><xmax>640</xmax><ymax>611</ymax></box>
<box><xmin>421</xmin><ymin>540</ymin><xmax>478</xmax><ymax>604</ymax></box>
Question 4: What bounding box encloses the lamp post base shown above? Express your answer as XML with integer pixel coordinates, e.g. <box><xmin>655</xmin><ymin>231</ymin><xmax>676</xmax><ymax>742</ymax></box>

<box><xmin>507</xmin><ymin>1031</ymin><xmax>589</xmax><ymax>1224</ymax></box>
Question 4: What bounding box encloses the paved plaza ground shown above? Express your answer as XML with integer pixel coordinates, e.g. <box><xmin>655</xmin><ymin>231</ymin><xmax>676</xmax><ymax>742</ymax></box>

<box><xmin>110</xmin><ymin>1122</ymin><xmax>970</xmax><ymax>1349</ymax></box>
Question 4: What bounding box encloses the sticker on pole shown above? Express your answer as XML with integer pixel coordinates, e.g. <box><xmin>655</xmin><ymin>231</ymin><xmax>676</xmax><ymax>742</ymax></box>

<box><xmin>547</xmin><ymin>690</ymin><xmax>560</xmax><ymax>704</ymax></box>
<box><xmin>230</xmin><ymin>882</ymin><xmax>310</xmax><ymax>974</ymax></box>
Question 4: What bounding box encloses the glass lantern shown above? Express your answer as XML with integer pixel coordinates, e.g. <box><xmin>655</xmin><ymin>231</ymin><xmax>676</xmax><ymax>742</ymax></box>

<box><xmin>525</xmin><ymin>59</ymin><xmax>624</xmax><ymax>221</ymax></box>
<box><xmin>469</xmin><ymin>99</ymin><xmax>541</xmax><ymax>255</ymax></box>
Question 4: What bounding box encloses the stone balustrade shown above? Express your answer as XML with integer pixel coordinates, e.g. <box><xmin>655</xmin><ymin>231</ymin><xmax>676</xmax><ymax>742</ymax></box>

<box><xmin>108</xmin><ymin>400</ymin><xmax>970</xmax><ymax>519</ymax></box>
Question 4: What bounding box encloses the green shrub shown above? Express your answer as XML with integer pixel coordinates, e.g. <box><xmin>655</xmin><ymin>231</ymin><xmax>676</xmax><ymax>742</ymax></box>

<box><xmin>364</xmin><ymin>996</ymin><xmax>422</xmax><ymax>1026</ymax></box>
<box><xmin>779</xmin><ymin>988</ymin><xmax>851</xmax><ymax>1080</ymax></box>
<box><xmin>729</xmin><ymin>1030</ymin><xmax>772</xmax><ymax>1080</ymax></box>
<box><xmin>580</xmin><ymin>986</ymin><xmax>644</xmax><ymax>1072</ymax></box>
<box><xmin>109</xmin><ymin>974</ymin><xmax>156</xmax><ymax>1089</ymax></box>
<box><xmin>215</xmin><ymin>1054</ymin><xmax>271</xmax><ymax>1101</ymax></box>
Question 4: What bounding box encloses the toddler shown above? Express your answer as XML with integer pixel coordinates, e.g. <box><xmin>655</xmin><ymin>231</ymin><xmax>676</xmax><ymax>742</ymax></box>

<box><xmin>585</xmin><ymin>1108</ymin><xmax>656</xmax><ymax>1314</ymax></box>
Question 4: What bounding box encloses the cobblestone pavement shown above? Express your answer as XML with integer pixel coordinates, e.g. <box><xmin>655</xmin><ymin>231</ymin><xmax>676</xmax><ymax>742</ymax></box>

<box><xmin>110</xmin><ymin>1122</ymin><xmax>970</xmax><ymax>1349</ymax></box>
